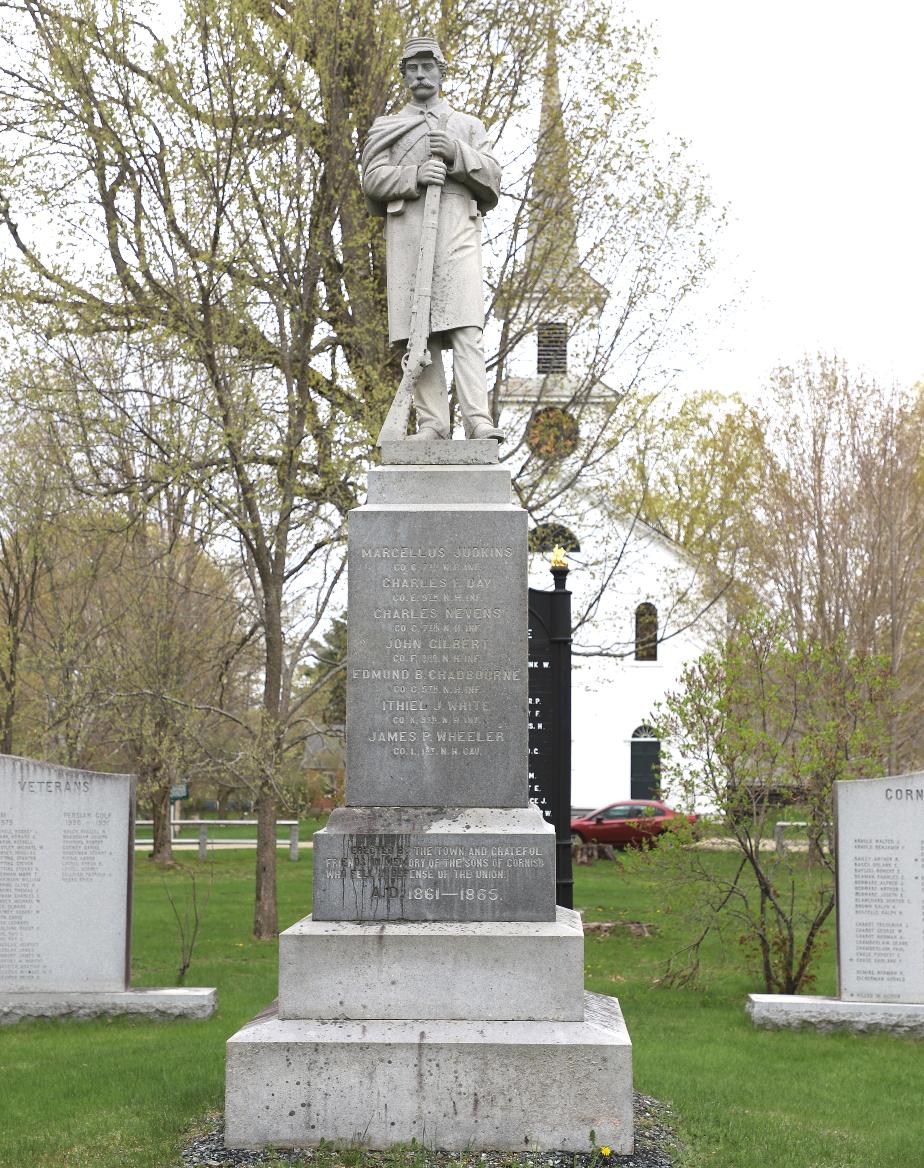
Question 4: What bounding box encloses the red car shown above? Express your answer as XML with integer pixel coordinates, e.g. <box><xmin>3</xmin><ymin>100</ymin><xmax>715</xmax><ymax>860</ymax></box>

<box><xmin>571</xmin><ymin>800</ymin><xmax>697</xmax><ymax>847</ymax></box>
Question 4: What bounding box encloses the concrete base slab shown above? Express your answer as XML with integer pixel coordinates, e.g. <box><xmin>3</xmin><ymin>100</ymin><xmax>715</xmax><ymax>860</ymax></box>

<box><xmin>279</xmin><ymin>906</ymin><xmax>584</xmax><ymax>1021</ymax></box>
<box><xmin>747</xmin><ymin>993</ymin><xmax>924</xmax><ymax>1036</ymax></box>
<box><xmin>0</xmin><ymin>987</ymin><xmax>217</xmax><ymax>1024</ymax></box>
<box><xmin>225</xmin><ymin>991</ymin><xmax>633</xmax><ymax>1152</ymax></box>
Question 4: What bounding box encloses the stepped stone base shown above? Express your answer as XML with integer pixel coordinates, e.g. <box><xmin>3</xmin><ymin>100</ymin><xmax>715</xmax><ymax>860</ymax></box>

<box><xmin>279</xmin><ymin>907</ymin><xmax>584</xmax><ymax>1021</ymax></box>
<box><xmin>225</xmin><ymin>991</ymin><xmax>633</xmax><ymax>1152</ymax></box>
<box><xmin>748</xmin><ymin>993</ymin><xmax>924</xmax><ymax>1036</ymax></box>
<box><xmin>0</xmin><ymin>987</ymin><xmax>217</xmax><ymax>1024</ymax></box>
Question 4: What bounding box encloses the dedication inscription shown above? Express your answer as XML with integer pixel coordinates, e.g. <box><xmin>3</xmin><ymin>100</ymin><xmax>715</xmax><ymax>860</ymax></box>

<box><xmin>836</xmin><ymin>772</ymin><xmax>924</xmax><ymax>1004</ymax></box>
<box><xmin>346</xmin><ymin>508</ymin><xmax>527</xmax><ymax>807</ymax></box>
<box><xmin>0</xmin><ymin>755</ymin><xmax>134</xmax><ymax>993</ymax></box>
<box><xmin>312</xmin><ymin>807</ymin><xmax>555</xmax><ymax>923</ymax></box>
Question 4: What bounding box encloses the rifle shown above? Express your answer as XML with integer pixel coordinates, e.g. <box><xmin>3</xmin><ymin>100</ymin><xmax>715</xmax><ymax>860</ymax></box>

<box><xmin>376</xmin><ymin>110</ymin><xmax>449</xmax><ymax>446</ymax></box>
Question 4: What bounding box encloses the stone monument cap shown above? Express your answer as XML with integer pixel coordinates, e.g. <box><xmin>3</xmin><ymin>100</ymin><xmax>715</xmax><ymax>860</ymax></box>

<box><xmin>380</xmin><ymin>440</ymin><xmax>499</xmax><ymax>466</ymax></box>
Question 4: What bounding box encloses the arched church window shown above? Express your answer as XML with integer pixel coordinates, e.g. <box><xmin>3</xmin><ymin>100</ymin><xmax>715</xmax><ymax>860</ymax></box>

<box><xmin>634</xmin><ymin>602</ymin><xmax>658</xmax><ymax>661</ymax></box>
<box><xmin>632</xmin><ymin>724</ymin><xmax>658</xmax><ymax>739</ymax></box>
<box><xmin>537</xmin><ymin>321</ymin><xmax>568</xmax><ymax>374</ymax></box>
<box><xmin>528</xmin><ymin>523</ymin><xmax>580</xmax><ymax>554</ymax></box>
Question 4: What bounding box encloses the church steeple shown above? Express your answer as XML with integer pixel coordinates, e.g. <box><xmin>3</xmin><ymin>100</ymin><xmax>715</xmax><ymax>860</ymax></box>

<box><xmin>519</xmin><ymin>30</ymin><xmax>607</xmax><ymax>378</ymax></box>
<box><xmin>494</xmin><ymin>28</ymin><xmax>608</xmax><ymax>404</ymax></box>
<box><xmin>525</xmin><ymin>28</ymin><xmax>583</xmax><ymax>285</ymax></box>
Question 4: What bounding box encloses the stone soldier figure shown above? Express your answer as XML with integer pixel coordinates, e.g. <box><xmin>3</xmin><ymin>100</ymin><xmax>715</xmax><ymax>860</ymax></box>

<box><xmin>362</xmin><ymin>36</ymin><xmax>504</xmax><ymax>441</ymax></box>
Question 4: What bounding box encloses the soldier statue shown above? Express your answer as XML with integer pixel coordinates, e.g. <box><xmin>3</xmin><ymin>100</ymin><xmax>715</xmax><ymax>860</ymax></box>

<box><xmin>362</xmin><ymin>36</ymin><xmax>504</xmax><ymax>442</ymax></box>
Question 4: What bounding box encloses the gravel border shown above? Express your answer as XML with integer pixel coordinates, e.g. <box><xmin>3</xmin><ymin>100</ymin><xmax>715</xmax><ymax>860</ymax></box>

<box><xmin>179</xmin><ymin>1094</ymin><xmax>680</xmax><ymax>1168</ymax></box>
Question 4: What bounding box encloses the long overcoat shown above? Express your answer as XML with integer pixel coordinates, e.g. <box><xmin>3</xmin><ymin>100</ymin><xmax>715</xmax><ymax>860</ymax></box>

<box><xmin>361</xmin><ymin>100</ymin><xmax>501</xmax><ymax>344</ymax></box>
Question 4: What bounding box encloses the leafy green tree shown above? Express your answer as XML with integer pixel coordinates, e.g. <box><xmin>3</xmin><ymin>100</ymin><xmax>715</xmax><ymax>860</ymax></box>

<box><xmin>9</xmin><ymin>497</ymin><xmax>253</xmax><ymax>860</ymax></box>
<box><xmin>613</xmin><ymin>390</ymin><xmax>766</xmax><ymax>576</ymax></box>
<box><xmin>102</xmin><ymin>528</ymin><xmax>251</xmax><ymax>861</ymax></box>
<box><xmin>300</xmin><ymin>613</ymin><xmax>348</xmax><ymax>729</ymax></box>
<box><xmin>647</xmin><ymin>613</ymin><xmax>897</xmax><ymax>994</ymax></box>
<box><xmin>748</xmin><ymin>358</ymin><xmax>924</xmax><ymax>772</ymax></box>
<box><xmin>0</xmin><ymin>421</ymin><xmax>64</xmax><ymax>754</ymax></box>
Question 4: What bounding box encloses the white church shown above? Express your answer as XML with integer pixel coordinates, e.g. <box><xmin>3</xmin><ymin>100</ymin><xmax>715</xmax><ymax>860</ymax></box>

<box><xmin>526</xmin><ymin>528</ymin><xmax>723</xmax><ymax>813</ymax></box>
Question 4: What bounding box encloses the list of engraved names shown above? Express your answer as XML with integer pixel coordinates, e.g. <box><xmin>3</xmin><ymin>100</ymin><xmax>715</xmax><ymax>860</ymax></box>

<box><xmin>0</xmin><ymin>808</ymin><xmax>49</xmax><ymax>985</ymax></box>
<box><xmin>353</xmin><ymin>543</ymin><xmax>520</xmax><ymax>765</ymax></box>
<box><xmin>1</xmin><ymin>762</ymin><xmax>132</xmax><ymax>992</ymax></box>
<box><xmin>837</xmin><ymin>776</ymin><xmax>924</xmax><ymax>1003</ymax></box>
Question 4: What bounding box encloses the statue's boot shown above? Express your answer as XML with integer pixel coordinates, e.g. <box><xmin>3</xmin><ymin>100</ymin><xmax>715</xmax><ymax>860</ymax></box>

<box><xmin>469</xmin><ymin>421</ymin><xmax>505</xmax><ymax>442</ymax></box>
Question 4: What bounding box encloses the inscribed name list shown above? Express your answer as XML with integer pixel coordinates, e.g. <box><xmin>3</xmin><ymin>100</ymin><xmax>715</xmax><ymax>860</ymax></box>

<box><xmin>836</xmin><ymin>773</ymin><xmax>924</xmax><ymax>1003</ymax></box>
<box><xmin>346</xmin><ymin>508</ymin><xmax>527</xmax><ymax>807</ymax></box>
<box><xmin>0</xmin><ymin>755</ymin><xmax>133</xmax><ymax>993</ymax></box>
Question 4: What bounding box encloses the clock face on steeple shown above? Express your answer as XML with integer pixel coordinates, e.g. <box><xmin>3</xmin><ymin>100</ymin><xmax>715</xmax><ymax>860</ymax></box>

<box><xmin>526</xmin><ymin>406</ymin><xmax>580</xmax><ymax>459</ymax></box>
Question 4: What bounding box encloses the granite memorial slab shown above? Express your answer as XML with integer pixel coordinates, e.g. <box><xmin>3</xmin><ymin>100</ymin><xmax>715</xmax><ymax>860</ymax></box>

<box><xmin>746</xmin><ymin>993</ymin><xmax>924</xmax><ymax>1037</ymax></box>
<box><xmin>0</xmin><ymin>753</ymin><xmax>217</xmax><ymax>1022</ymax></box>
<box><xmin>346</xmin><ymin>503</ymin><xmax>528</xmax><ymax>808</ymax></box>
<box><xmin>312</xmin><ymin>806</ymin><xmax>556</xmax><ymax>922</ymax></box>
<box><xmin>0</xmin><ymin>986</ymin><xmax>217</xmax><ymax>1024</ymax></box>
<box><xmin>366</xmin><ymin>464</ymin><xmax>511</xmax><ymax>505</ymax></box>
<box><xmin>379</xmin><ymin>440</ymin><xmax>499</xmax><ymax>465</ymax></box>
<box><xmin>836</xmin><ymin>771</ymin><xmax>924</xmax><ymax>1004</ymax></box>
<box><xmin>226</xmin><ymin>991</ymin><xmax>633</xmax><ymax>1153</ymax></box>
<box><xmin>0</xmin><ymin>755</ymin><xmax>134</xmax><ymax>993</ymax></box>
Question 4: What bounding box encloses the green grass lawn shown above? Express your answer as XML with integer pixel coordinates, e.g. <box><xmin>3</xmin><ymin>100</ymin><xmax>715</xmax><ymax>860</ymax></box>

<box><xmin>1</xmin><ymin>851</ymin><xmax>922</xmax><ymax>1168</ymax></box>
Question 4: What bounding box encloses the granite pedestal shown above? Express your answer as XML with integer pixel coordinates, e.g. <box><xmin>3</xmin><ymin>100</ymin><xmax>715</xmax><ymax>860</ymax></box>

<box><xmin>278</xmin><ymin>907</ymin><xmax>584</xmax><ymax>1021</ymax></box>
<box><xmin>312</xmin><ymin>806</ymin><xmax>555</xmax><ymax>922</ymax></box>
<box><xmin>225</xmin><ymin>450</ymin><xmax>633</xmax><ymax>1152</ymax></box>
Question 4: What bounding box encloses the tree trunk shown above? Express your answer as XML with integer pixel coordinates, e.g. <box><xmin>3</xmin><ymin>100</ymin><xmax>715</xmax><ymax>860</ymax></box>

<box><xmin>0</xmin><ymin>686</ymin><xmax>13</xmax><ymax>754</ymax></box>
<box><xmin>253</xmin><ymin>782</ymin><xmax>278</xmax><ymax>939</ymax></box>
<box><xmin>150</xmin><ymin>782</ymin><xmax>173</xmax><ymax>862</ymax></box>
<box><xmin>0</xmin><ymin>629</ymin><xmax>19</xmax><ymax>754</ymax></box>
<box><xmin>217</xmin><ymin>784</ymin><xmax>233</xmax><ymax>819</ymax></box>
<box><xmin>807</xmin><ymin>830</ymin><xmax>825</xmax><ymax>866</ymax></box>
<box><xmin>252</xmin><ymin>580</ymin><xmax>285</xmax><ymax>940</ymax></box>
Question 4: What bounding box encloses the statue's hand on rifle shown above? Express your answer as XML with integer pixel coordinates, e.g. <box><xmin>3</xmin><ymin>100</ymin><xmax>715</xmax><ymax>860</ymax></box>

<box><xmin>417</xmin><ymin>158</ymin><xmax>446</xmax><ymax>187</ymax></box>
<box><xmin>428</xmin><ymin>131</ymin><xmax>456</xmax><ymax>163</ymax></box>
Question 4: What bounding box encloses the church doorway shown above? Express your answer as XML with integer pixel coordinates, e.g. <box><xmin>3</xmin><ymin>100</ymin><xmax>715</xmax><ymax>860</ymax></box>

<box><xmin>630</xmin><ymin>725</ymin><xmax>661</xmax><ymax>799</ymax></box>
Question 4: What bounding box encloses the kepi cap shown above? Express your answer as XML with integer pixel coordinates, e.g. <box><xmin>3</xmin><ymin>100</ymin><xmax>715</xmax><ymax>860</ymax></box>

<box><xmin>399</xmin><ymin>35</ymin><xmax>448</xmax><ymax>68</ymax></box>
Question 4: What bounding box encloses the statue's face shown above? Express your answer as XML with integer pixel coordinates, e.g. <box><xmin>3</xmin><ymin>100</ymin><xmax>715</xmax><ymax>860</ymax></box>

<box><xmin>402</xmin><ymin>54</ymin><xmax>442</xmax><ymax>103</ymax></box>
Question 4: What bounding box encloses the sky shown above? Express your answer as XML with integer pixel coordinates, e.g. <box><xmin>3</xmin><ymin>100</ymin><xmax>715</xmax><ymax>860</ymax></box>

<box><xmin>5</xmin><ymin>0</ymin><xmax>921</xmax><ymax>403</ymax></box>
<box><xmin>637</xmin><ymin>0</ymin><xmax>924</xmax><ymax>399</ymax></box>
